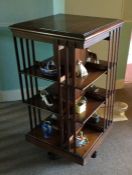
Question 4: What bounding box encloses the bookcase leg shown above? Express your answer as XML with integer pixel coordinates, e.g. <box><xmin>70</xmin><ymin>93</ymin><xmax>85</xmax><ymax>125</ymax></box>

<box><xmin>47</xmin><ymin>152</ymin><xmax>61</xmax><ymax>160</ymax></box>
<box><xmin>91</xmin><ymin>151</ymin><xmax>98</xmax><ymax>158</ymax></box>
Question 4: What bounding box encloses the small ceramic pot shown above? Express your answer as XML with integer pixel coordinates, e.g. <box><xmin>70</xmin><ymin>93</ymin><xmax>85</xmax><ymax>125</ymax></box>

<box><xmin>76</xmin><ymin>60</ymin><xmax>88</xmax><ymax>77</ymax></box>
<box><xmin>75</xmin><ymin>98</ymin><xmax>87</xmax><ymax>114</ymax></box>
<box><xmin>76</xmin><ymin>136</ymin><xmax>88</xmax><ymax>147</ymax></box>
<box><xmin>41</xmin><ymin>121</ymin><xmax>53</xmax><ymax>139</ymax></box>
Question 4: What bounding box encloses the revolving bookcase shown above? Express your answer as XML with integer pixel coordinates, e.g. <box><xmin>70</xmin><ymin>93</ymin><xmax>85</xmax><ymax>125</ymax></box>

<box><xmin>10</xmin><ymin>14</ymin><xmax>123</xmax><ymax>165</ymax></box>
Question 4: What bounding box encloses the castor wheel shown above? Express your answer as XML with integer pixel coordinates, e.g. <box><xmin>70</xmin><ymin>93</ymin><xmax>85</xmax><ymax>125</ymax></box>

<box><xmin>47</xmin><ymin>152</ymin><xmax>61</xmax><ymax>160</ymax></box>
<box><xmin>91</xmin><ymin>151</ymin><xmax>98</xmax><ymax>158</ymax></box>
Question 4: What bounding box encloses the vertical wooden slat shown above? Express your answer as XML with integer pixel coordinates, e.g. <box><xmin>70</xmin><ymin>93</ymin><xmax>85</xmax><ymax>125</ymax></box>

<box><xmin>104</xmin><ymin>27</ymin><xmax>121</xmax><ymax>128</ymax></box>
<box><xmin>19</xmin><ymin>38</ymin><xmax>30</xmax><ymax>100</ymax></box>
<box><xmin>13</xmin><ymin>36</ymin><xmax>25</xmax><ymax>101</ymax></box>
<box><xmin>26</xmin><ymin>39</ymin><xmax>34</xmax><ymax>96</ymax></box>
<box><xmin>110</xmin><ymin>27</ymin><xmax>121</xmax><ymax>122</ymax></box>
<box><xmin>14</xmin><ymin>36</ymin><xmax>33</xmax><ymax>130</ymax></box>
<box><xmin>110</xmin><ymin>29</ymin><xmax>118</xmax><ymax>123</ymax></box>
<box><xmin>108</xmin><ymin>28</ymin><xmax>120</xmax><ymax>123</ymax></box>
<box><xmin>54</xmin><ymin>40</ymin><xmax>64</xmax><ymax>146</ymax></box>
<box><xmin>104</xmin><ymin>31</ymin><xmax>113</xmax><ymax>129</ymax></box>
<box><xmin>108</xmin><ymin>29</ymin><xmax>116</xmax><ymax>124</ymax></box>
<box><xmin>65</xmin><ymin>41</ymin><xmax>71</xmax><ymax>150</ymax></box>
<box><xmin>31</xmin><ymin>40</ymin><xmax>41</xmax><ymax>123</ymax></box>
<box><xmin>31</xmin><ymin>40</ymin><xmax>39</xmax><ymax>93</ymax></box>
<box><xmin>69</xmin><ymin>42</ymin><xmax>76</xmax><ymax>153</ymax></box>
<box><xmin>26</xmin><ymin>39</ymin><xmax>38</xmax><ymax>126</ymax></box>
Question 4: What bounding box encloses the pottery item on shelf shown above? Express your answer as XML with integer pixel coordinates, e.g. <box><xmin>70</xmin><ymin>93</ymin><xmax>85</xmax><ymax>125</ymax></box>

<box><xmin>85</xmin><ymin>84</ymin><xmax>105</xmax><ymax>101</ymax></box>
<box><xmin>86</xmin><ymin>49</ymin><xmax>100</xmax><ymax>64</ymax></box>
<box><xmin>41</xmin><ymin>121</ymin><xmax>53</xmax><ymax>139</ymax></box>
<box><xmin>50</xmin><ymin>114</ymin><xmax>58</xmax><ymax>120</ymax></box>
<box><xmin>40</xmin><ymin>60</ymin><xmax>57</xmax><ymax>76</ymax></box>
<box><xmin>75</xmin><ymin>97</ymin><xmax>87</xmax><ymax>114</ymax></box>
<box><xmin>76</xmin><ymin>60</ymin><xmax>88</xmax><ymax>77</ymax></box>
<box><xmin>86</xmin><ymin>58</ymin><xmax>100</xmax><ymax>64</ymax></box>
<box><xmin>45</xmin><ymin>114</ymin><xmax>58</xmax><ymax>130</ymax></box>
<box><xmin>76</xmin><ymin>131</ymin><xmax>88</xmax><ymax>147</ymax></box>
<box><xmin>40</xmin><ymin>89</ymin><xmax>53</xmax><ymax>107</ymax></box>
<box><xmin>90</xmin><ymin>113</ymin><xmax>100</xmax><ymax>123</ymax></box>
<box><xmin>94</xmin><ymin>60</ymin><xmax>100</xmax><ymax>64</ymax></box>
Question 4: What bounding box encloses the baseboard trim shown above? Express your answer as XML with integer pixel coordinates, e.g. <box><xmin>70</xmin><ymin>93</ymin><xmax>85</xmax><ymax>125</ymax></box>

<box><xmin>0</xmin><ymin>89</ymin><xmax>21</xmax><ymax>102</ymax></box>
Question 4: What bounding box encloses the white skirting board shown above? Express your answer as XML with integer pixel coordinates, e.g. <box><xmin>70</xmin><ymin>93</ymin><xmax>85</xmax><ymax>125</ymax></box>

<box><xmin>0</xmin><ymin>79</ymin><xmax>124</xmax><ymax>102</ymax></box>
<box><xmin>0</xmin><ymin>89</ymin><xmax>21</xmax><ymax>102</ymax></box>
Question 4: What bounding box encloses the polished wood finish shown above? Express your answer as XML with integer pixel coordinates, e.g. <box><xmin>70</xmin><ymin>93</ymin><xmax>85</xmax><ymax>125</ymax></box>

<box><xmin>74</xmin><ymin>69</ymin><xmax>107</xmax><ymax>90</ymax></box>
<box><xmin>75</xmin><ymin>99</ymin><xmax>105</xmax><ymax>124</ymax></box>
<box><xmin>10</xmin><ymin>14</ymin><xmax>123</xmax><ymax>165</ymax></box>
<box><xmin>10</xmin><ymin>14</ymin><xmax>123</xmax><ymax>41</ymax></box>
<box><xmin>20</xmin><ymin>57</ymin><xmax>107</xmax><ymax>90</ymax></box>
<box><xmin>26</xmin><ymin>118</ymin><xmax>112</xmax><ymax>165</ymax></box>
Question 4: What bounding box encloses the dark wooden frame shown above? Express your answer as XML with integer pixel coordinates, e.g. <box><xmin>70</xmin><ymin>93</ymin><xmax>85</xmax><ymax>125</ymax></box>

<box><xmin>10</xmin><ymin>14</ymin><xmax>123</xmax><ymax>165</ymax></box>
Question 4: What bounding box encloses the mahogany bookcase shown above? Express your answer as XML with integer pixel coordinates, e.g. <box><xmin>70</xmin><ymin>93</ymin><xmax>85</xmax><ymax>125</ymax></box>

<box><xmin>10</xmin><ymin>14</ymin><xmax>123</xmax><ymax>165</ymax></box>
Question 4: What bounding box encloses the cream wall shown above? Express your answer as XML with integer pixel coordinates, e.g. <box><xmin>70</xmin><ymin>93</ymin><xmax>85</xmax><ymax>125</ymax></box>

<box><xmin>65</xmin><ymin>0</ymin><xmax>123</xmax><ymax>18</ymax></box>
<box><xmin>123</xmin><ymin>0</ymin><xmax>132</xmax><ymax>20</ymax></box>
<box><xmin>65</xmin><ymin>0</ymin><xmax>132</xmax><ymax>86</ymax></box>
<box><xmin>65</xmin><ymin>0</ymin><xmax>123</xmax><ymax>59</ymax></box>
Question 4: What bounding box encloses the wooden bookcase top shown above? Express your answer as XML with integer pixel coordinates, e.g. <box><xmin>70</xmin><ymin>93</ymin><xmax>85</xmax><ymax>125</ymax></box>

<box><xmin>10</xmin><ymin>14</ymin><xmax>123</xmax><ymax>40</ymax></box>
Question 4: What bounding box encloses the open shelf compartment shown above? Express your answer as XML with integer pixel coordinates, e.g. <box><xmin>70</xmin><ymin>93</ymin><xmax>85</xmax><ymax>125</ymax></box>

<box><xmin>20</xmin><ymin>57</ymin><xmax>107</xmax><ymax>90</ymax></box>
<box><xmin>26</xmin><ymin>118</ymin><xmax>112</xmax><ymax>165</ymax></box>
<box><xmin>75</xmin><ymin>99</ymin><xmax>105</xmax><ymax>124</ymax></box>
<box><xmin>24</xmin><ymin>92</ymin><xmax>105</xmax><ymax>122</ymax></box>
